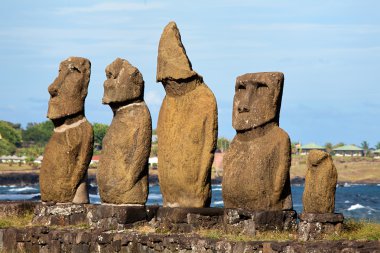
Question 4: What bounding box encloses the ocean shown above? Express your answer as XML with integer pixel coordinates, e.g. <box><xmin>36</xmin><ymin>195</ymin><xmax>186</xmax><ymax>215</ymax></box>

<box><xmin>0</xmin><ymin>183</ymin><xmax>379</xmax><ymax>222</ymax></box>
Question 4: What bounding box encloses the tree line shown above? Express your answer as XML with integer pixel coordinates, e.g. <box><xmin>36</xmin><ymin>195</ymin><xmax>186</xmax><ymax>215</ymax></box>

<box><xmin>1</xmin><ymin>120</ymin><xmax>378</xmax><ymax>159</ymax></box>
<box><xmin>0</xmin><ymin>120</ymin><xmax>109</xmax><ymax>159</ymax></box>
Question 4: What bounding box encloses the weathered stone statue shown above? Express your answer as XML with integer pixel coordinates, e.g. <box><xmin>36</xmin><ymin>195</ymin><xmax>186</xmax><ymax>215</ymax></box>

<box><xmin>223</xmin><ymin>72</ymin><xmax>292</xmax><ymax>211</ymax></box>
<box><xmin>97</xmin><ymin>58</ymin><xmax>152</xmax><ymax>205</ymax></box>
<box><xmin>303</xmin><ymin>150</ymin><xmax>337</xmax><ymax>213</ymax></box>
<box><xmin>156</xmin><ymin>21</ymin><xmax>218</xmax><ymax>207</ymax></box>
<box><xmin>40</xmin><ymin>57</ymin><xmax>93</xmax><ymax>204</ymax></box>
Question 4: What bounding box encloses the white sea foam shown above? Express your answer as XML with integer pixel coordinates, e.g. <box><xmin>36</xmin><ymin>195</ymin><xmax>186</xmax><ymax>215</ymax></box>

<box><xmin>8</xmin><ymin>186</ymin><xmax>37</xmax><ymax>192</ymax></box>
<box><xmin>347</xmin><ymin>204</ymin><xmax>365</xmax><ymax>211</ymax></box>
<box><xmin>148</xmin><ymin>194</ymin><xmax>162</xmax><ymax>200</ymax></box>
<box><xmin>345</xmin><ymin>200</ymin><xmax>350</xmax><ymax>203</ymax></box>
<box><xmin>212</xmin><ymin>187</ymin><xmax>222</xmax><ymax>191</ymax></box>
<box><xmin>213</xmin><ymin>201</ymin><xmax>224</xmax><ymax>205</ymax></box>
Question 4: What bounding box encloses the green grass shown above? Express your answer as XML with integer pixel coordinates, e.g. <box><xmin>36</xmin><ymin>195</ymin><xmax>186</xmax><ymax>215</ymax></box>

<box><xmin>198</xmin><ymin>220</ymin><xmax>380</xmax><ymax>242</ymax></box>
<box><xmin>197</xmin><ymin>228</ymin><xmax>295</xmax><ymax>242</ymax></box>
<box><xmin>0</xmin><ymin>212</ymin><xmax>34</xmax><ymax>228</ymax></box>
<box><xmin>326</xmin><ymin>219</ymin><xmax>380</xmax><ymax>241</ymax></box>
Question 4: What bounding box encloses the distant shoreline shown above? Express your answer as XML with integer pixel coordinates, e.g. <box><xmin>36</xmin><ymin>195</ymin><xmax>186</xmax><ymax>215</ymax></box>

<box><xmin>0</xmin><ymin>171</ymin><xmax>379</xmax><ymax>186</ymax></box>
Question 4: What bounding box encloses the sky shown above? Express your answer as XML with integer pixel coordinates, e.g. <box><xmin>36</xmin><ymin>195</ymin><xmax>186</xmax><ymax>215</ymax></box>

<box><xmin>0</xmin><ymin>1</ymin><xmax>379</xmax><ymax>147</ymax></box>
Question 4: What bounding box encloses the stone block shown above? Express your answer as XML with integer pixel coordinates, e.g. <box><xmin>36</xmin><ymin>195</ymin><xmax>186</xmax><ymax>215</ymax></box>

<box><xmin>76</xmin><ymin>231</ymin><xmax>92</xmax><ymax>244</ymax></box>
<box><xmin>38</xmin><ymin>233</ymin><xmax>50</xmax><ymax>245</ymax></box>
<box><xmin>96</xmin><ymin>233</ymin><xmax>113</xmax><ymax>245</ymax></box>
<box><xmin>224</xmin><ymin>209</ymin><xmax>297</xmax><ymax>235</ymax></box>
<box><xmin>72</xmin><ymin>243</ymin><xmax>90</xmax><ymax>253</ymax></box>
<box><xmin>112</xmin><ymin>240</ymin><xmax>121</xmax><ymax>252</ymax></box>
<box><xmin>23</xmin><ymin>242</ymin><xmax>40</xmax><ymax>253</ymax></box>
<box><xmin>299</xmin><ymin>212</ymin><xmax>344</xmax><ymax>223</ymax></box>
<box><xmin>50</xmin><ymin>240</ymin><xmax>61</xmax><ymax>253</ymax></box>
<box><xmin>298</xmin><ymin>212</ymin><xmax>344</xmax><ymax>241</ymax></box>
<box><xmin>16</xmin><ymin>229</ymin><xmax>32</xmax><ymax>242</ymax></box>
<box><xmin>3</xmin><ymin>228</ymin><xmax>17</xmax><ymax>252</ymax></box>
<box><xmin>114</xmin><ymin>205</ymin><xmax>147</xmax><ymax>224</ymax></box>
<box><xmin>63</xmin><ymin>232</ymin><xmax>76</xmax><ymax>244</ymax></box>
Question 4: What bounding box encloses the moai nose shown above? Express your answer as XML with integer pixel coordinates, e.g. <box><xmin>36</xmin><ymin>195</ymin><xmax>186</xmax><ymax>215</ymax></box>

<box><xmin>48</xmin><ymin>80</ymin><xmax>59</xmax><ymax>97</ymax></box>
<box><xmin>238</xmin><ymin>104</ymin><xmax>249</xmax><ymax>113</ymax></box>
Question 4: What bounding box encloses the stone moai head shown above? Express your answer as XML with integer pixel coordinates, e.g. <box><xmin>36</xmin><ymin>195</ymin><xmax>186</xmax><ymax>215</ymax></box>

<box><xmin>308</xmin><ymin>150</ymin><xmax>329</xmax><ymax>168</ymax></box>
<box><xmin>102</xmin><ymin>58</ymin><xmax>144</xmax><ymax>105</ymax></box>
<box><xmin>232</xmin><ymin>72</ymin><xmax>284</xmax><ymax>131</ymax></box>
<box><xmin>47</xmin><ymin>57</ymin><xmax>91</xmax><ymax>120</ymax></box>
<box><xmin>156</xmin><ymin>21</ymin><xmax>198</xmax><ymax>85</ymax></box>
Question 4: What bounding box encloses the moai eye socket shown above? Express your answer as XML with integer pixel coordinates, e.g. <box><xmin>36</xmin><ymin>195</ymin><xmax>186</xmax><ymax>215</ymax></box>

<box><xmin>69</xmin><ymin>65</ymin><xmax>81</xmax><ymax>73</ymax></box>
<box><xmin>236</xmin><ymin>81</ymin><xmax>246</xmax><ymax>92</ymax></box>
<box><xmin>256</xmin><ymin>82</ymin><xmax>268</xmax><ymax>96</ymax></box>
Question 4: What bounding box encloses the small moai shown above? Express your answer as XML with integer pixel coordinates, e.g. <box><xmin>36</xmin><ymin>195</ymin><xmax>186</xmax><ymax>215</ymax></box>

<box><xmin>97</xmin><ymin>58</ymin><xmax>152</xmax><ymax>205</ymax></box>
<box><xmin>40</xmin><ymin>57</ymin><xmax>93</xmax><ymax>204</ymax></box>
<box><xmin>223</xmin><ymin>72</ymin><xmax>292</xmax><ymax>211</ymax></box>
<box><xmin>298</xmin><ymin>150</ymin><xmax>343</xmax><ymax>241</ymax></box>
<box><xmin>156</xmin><ymin>21</ymin><xmax>218</xmax><ymax>207</ymax></box>
<box><xmin>303</xmin><ymin>150</ymin><xmax>337</xmax><ymax>213</ymax></box>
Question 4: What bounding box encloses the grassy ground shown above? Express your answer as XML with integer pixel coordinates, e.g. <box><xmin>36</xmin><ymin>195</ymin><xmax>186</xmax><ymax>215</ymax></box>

<box><xmin>0</xmin><ymin>212</ymin><xmax>34</xmax><ymax>228</ymax></box>
<box><xmin>132</xmin><ymin>220</ymin><xmax>380</xmax><ymax>241</ymax></box>
<box><xmin>290</xmin><ymin>156</ymin><xmax>380</xmax><ymax>183</ymax></box>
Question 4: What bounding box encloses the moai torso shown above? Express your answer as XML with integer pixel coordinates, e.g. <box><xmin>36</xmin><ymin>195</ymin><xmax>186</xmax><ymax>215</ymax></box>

<box><xmin>40</xmin><ymin>57</ymin><xmax>93</xmax><ymax>203</ymax></box>
<box><xmin>222</xmin><ymin>72</ymin><xmax>292</xmax><ymax>211</ymax></box>
<box><xmin>97</xmin><ymin>58</ymin><xmax>152</xmax><ymax>205</ymax></box>
<box><xmin>40</xmin><ymin>119</ymin><xmax>93</xmax><ymax>203</ymax></box>
<box><xmin>158</xmin><ymin>82</ymin><xmax>217</xmax><ymax>207</ymax></box>
<box><xmin>156</xmin><ymin>22</ymin><xmax>218</xmax><ymax>207</ymax></box>
<box><xmin>223</xmin><ymin>124</ymin><xmax>292</xmax><ymax>210</ymax></box>
<box><xmin>303</xmin><ymin>150</ymin><xmax>337</xmax><ymax>213</ymax></box>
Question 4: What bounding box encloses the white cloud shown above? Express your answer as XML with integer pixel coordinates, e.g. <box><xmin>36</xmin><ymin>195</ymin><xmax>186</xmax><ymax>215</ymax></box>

<box><xmin>56</xmin><ymin>2</ymin><xmax>164</xmax><ymax>15</ymax></box>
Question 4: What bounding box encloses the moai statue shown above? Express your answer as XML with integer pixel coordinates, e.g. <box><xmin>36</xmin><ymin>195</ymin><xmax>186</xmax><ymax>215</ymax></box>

<box><xmin>40</xmin><ymin>57</ymin><xmax>93</xmax><ymax>204</ymax></box>
<box><xmin>303</xmin><ymin>150</ymin><xmax>337</xmax><ymax>213</ymax></box>
<box><xmin>223</xmin><ymin>72</ymin><xmax>292</xmax><ymax>211</ymax></box>
<box><xmin>97</xmin><ymin>58</ymin><xmax>152</xmax><ymax>205</ymax></box>
<box><xmin>156</xmin><ymin>21</ymin><xmax>218</xmax><ymax>207</ymax></box>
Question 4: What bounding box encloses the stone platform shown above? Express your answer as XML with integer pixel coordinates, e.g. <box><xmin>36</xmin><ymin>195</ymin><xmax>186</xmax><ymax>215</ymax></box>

<box><xmin>29</xmin><ymin>203</ymin><xmax>298</xmax><ymax>234</ymax></box>
<box><xmin>1</xmin><ymin>226</ymin><xmax>380</xmax><ymax>253</ymax></box>
<box><xmin>1</xmin><ymin>202</ymin><xmax>372</xmax><ymax>252</ymax></box>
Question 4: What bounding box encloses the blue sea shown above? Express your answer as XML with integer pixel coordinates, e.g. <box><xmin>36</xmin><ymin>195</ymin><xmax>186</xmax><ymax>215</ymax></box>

<box><xmin>0</xmin><ymin>183</ymin><xmax>379</xmax><ymax>222</ymax></box>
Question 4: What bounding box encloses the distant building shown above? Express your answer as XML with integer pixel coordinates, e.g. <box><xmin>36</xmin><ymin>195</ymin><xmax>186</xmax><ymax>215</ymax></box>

<box><xmin>34</xmin><ymin>155</ymin><xmax>43</xmax><ymax>164</ymax></box>
<box><xmin>299</xmin><ymin>143</ymin><xmax>326</xmax><ymax>155</ymax></box>
<box><xmin>373</xmin><ymin>149</ymin><xmax>380</xmax><ymax>159</ymax></box>
<box><xmin>333</xmin><ymin>145</ymin><xmax>364</xmax><ymax>157</ymax></box>
<box><xmin>212</xmin><ymin>151</ymin><xmax>224</xmax><ymax>177</ymax></box>
<box><xmin>0</xmin><ymin>155</ymin><xmax>26</xmax><ymax>163</ymax></box>
<box><xmin>90</xmin><ymin>155</ymin><xmax>101</xmax><ymax>165</ymax></box>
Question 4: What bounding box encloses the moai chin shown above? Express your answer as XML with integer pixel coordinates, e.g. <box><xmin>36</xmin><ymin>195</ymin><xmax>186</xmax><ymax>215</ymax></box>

<box><xmin>97</xmin><ymin>58</ymin><xmax>152</xmax><ymax>205</ymax></box>
<box><xmin>156</xmin><ymin>21</ymin><xmax>218</xmax><ymax>207</ymax></box>
<box><xmin>303</xmin><ymin>150</ymin><xmax>337</xmax><ymax>213</ymax></box>
<box><xmin>40</xmin><ymin>57</ymin><xmax>93</xmax><ymax>204</ymax></box>
<box><xmin>223</xmin><ymin>72</ymin><xmax>292</xmax><ymax>211</ymax></box>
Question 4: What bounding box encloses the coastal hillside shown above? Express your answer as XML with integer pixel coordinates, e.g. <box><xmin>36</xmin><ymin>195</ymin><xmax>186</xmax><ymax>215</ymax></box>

<box><xmin>291</xmin><ymin>156</ymin><xmax>380</xmax><ymax>184</ymax></box>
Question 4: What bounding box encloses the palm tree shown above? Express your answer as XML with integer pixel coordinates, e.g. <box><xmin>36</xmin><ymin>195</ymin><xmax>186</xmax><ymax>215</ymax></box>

<box><xmin>361</xmin><ymin>141</ymin><xmax>369</xmax><ymax>157</ymax></box>
<box><xmin>325</xmin><ymin>142</ymin><xmax>333</xmax><ymax>154</ymax></box>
